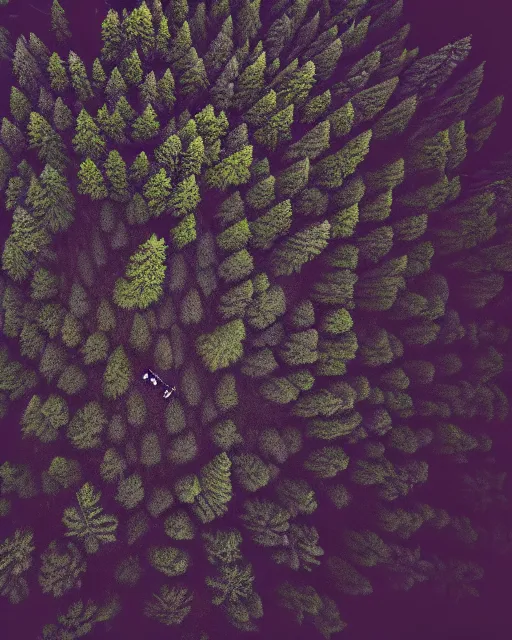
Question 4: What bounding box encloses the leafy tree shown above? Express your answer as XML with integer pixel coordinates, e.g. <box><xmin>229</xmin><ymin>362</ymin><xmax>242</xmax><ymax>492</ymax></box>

<box><xmin>38</xmin><ymin>540</ymin><xmax>86</xmax><ymax>598</ymax></box>
<box><xmin>144</xmin><ymin>585</ymin><xmax>193</xmax><ymax>626</ymax></box>
<box><xmin>0</xmin><ymin>529</ymin><xmax>35</xmax><ymax>604</ymax></box>
<box><xmin>116</xmin><ymin>474</ymin><xmax>145</xmax><ymax>510</ymax></box>
<box><xmin>62</xmin><ymin>483</ymin><xmax>118</xmax><ymax>554</ymax></box>
<box><xmin>196</xmin><ymin>319</ymin><xmax>246</xmax><ymax>372</ymax></box>
<box><xmin>102</xmin><ymin>345</ymin><xmax>132</xmax><ymax>399</ymax></box>
<box><xmin>51</xmin><ymin>0</ymin><xmax>71</xmax><ymax>42</ymax></box>
<box><xmin>113</xmin><ymin>234</ymin><xmax>167</xmax><ymax>309</ymax></box>
<box><xmin>99</xmin><ymin>448</ymin><xmax>126</xmax><ymax>484</ymax></box>
<box><xmin>304</xmin><ymin>446</ymin><xmax>350</xmax><ymax>479</ymax></box>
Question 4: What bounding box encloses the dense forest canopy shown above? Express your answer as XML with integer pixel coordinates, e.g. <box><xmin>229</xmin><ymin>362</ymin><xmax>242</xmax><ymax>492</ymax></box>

<box><xmin>0</xmin><ymin>0</ymin><xmax>511</xmax><ymax>638</ymax></box>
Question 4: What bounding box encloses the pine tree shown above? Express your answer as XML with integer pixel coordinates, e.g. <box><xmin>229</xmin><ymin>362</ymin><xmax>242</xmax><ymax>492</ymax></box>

<box><xmin>129</xmin><ymin>151</ymin><xmax>150</xmax><ymax>183</ymax></box>
<box><xmin>73</xmin><ymin>109</ymin><xmax>106</xmax><ymax>159</ymax></box>
<box><xmin>77</xmin><ymin>158</ymin><xmax>108</xmax><ymax>200</ymax></box>
<box><xmin>13</xmin><ymin>35</ymin><xmax>42</xmax><ymax>96</ymax></box>
<box><xmin>123</xmin><ymin>1</ymin><xmax>155</xmax><ymax>58</ymax></box>
<box><xmin>106</xmin><ymin>67</ymin><xmax>128</xmax><ymax>104</ymax></box>
<box><xmin>254</xmin><ymin>104</ymin><xmax>294</xmax><ymax>152</ymax></box>
<box><xmin>53</xmin><ymin>97</ymin><xmax>74</xmax><ymax>131</ymax></box>
<box><xmin>22</xmin><ymin>394</ymin><xmax>69</xmax><ymax>443</ymax></box>
<box><xmin>156</xmin><ymin>15</ymin><xmax>171</xmax><ymax>58</ymax></box>
<box><xmin>62</xmin><ymin>483</ymin><xmax>118</xmax><ymax>554</ymax></box>
<box><xmin>92</xmin><ymin>58</ymin><xmax>107</xmax><ymax>88</ymax></box>
<box><xmin>101</xmin><ymin>9</ymin><xmax>123</xmax><ymax>62</ymax></box>
<box><xmin>0</xmin><ymin>529</ymin><xmax>35</xmax><ymax>604</ymax></box>
<box><xmin>204</xmin><ymin>16</ymin><xmax>234</xmax><ymax>75</ymax></box>
<box><xmin>205</xmin><ymin>145</ymin><xmax>253</xmax><ymax>190</ymax></box>
<box><xmin>143</xmin><ymin>168</ymin><xmax>172</xmax><ymax>216</ymax></box>
<box><xmin>68</xmin><ymin>51</ymin><xmax>93</xmax><ymax>102</ymax></box>
<box><xmin>1</xmin><ymin>118</ymin><xmax>26</xmax><ymax>157</ymax></box>
<box><xmin>132</xmin><ymin>104</ymin><xmax>160</xmax><ymax>140</ymax></box>
<box><xmin>121</xmin><ymin>48</ymin><xmax>143</xmax><ymax>86</ymax></box>
<box><xmin>27</xmin><ymin>112</ymin><xmax>68</xmax><ymax>171</ymax></box>
<box><xmin>29</xmin><ymin>164</ymin><xmax>75</xmax><ymax>232</ymax></box>
<box><xmin>104</xmin><ymin>151</ymin><xmax>129</xmax><ymax>201</ymax></box>
<box><xmin>196</xmin><ymin>320</ymin><xmax>246</xmax><ymax>372</ymax></box>
<box><xmin>51</xmin><ymin>0</ymin><xmax>71</xmax><ymax>42</ymax></box>
<box><xmin>144</xmin><ymin>585</ymin><xmax>193</xmax><ymax>626</ymax></box>
<box><xmin>47</xmin><ymin>51</ymin><xmax>69</xmax><ymax>93</ymax></box>
<box><xmin>193</xmin><ymin>452</ymin><xmax>233</xmax><ymax>523</ymax></box>
<box><xmin>10</xmin><ymin>87</ymin><xmax>31</xmax><ymax>125</ymax></box>
<box><xmin>38</xmin><ymin>541</ymin><xmax>86</xmax><ymax>598</ymax></box>
<box><xmin>158</xmin><ymin>69</ymin><xmax>176</xmax><ymax>108</ymax></box>
<box><xmin>102</xmin><ymin>345</ymin><xmax>132</xmax><ymax>399</ymax></box>
<box><xmin>113</xmin><ymin>234</ymin><xmax>167</xmax><ymax>309</ymax></box>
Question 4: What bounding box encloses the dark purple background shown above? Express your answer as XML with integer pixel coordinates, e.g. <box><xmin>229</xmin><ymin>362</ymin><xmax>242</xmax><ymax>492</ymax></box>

<box><xmin>0</xmin><ymin>1</ymin><xmax>511</xmax><ymax>639</ymax></box>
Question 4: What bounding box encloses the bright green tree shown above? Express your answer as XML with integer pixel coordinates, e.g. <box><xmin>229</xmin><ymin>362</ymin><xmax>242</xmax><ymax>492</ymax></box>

<box><xmin>102</xmin><ymin>345</ymin><xmax>132</xmax><ymax>399</ymax></box>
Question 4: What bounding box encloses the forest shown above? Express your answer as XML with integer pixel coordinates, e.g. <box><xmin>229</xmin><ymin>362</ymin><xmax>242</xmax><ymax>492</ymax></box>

<box><xmin>0</xmin><ymin>0</ymin><xmax>511</xmax><ymax>638</ymax></box>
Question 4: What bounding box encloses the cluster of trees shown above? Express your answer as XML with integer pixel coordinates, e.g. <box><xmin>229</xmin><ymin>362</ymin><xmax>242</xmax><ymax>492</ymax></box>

<box><xmin>0</xmin><ymin>0</ymin><xmax>510</xmax><ymax>638</ymax></box>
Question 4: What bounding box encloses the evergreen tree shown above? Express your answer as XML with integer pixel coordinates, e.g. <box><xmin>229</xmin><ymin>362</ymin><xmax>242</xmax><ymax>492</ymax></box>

<box><xmin>26</xmin><ymin>164</ymin><xmax>75</xmax><ymax>232</ymax></box>
<box><xmin>131</xmin><ymin>104</ymin><xmax>160</xmax><ymax>140</ymax></box>
<box><xmin>62</xmin><ymin>483</ymin><xmax>118</xmax><ymax>554</ymax></box>
<box><xmin>10</xmin><ymin>87</ymin><xmax>31</xmax><ymax>125</ymax></box>
<box><xmin>68</xmin><ymin>51</ymin><xmax>93</xmax><ymax>102</ymax></box>
<box><xmin>38</xmin><ymin>541</ymin><xmax>86</xmax><ymax>598</ymax></box>
<box><xmin>48</xmin><ymin>52</ymin><xmax>69</xmax><ymax>93</ymax></box>
<box><xmin>106</xmin><ymin>67</ymin><xmax>128</xmax><ymax>104</ymax></box>
<box><xmin>104</xmin><ymin>150</ymin><xmax>129</xmax><ymax>201</ymax></box>
<box><xmin>121</xmin><ymin>48</ymin><xmax>143</xmax><ymax>86</ymax></box>
<box><xmin>73</xmin><ymin>109</ymin><xmax>106</xmax><ymax>159</ymax></box>
<box><xmin>101</xmin><ymin>9</ymin><xmax>123</xmax><ymax>62</ymax></box>
<box><xmin>0</xmin><ymin>529</ymin><xmax>35</xmax><ymax>604</ymax></box>
<box><xmin>158</xmin><ymin>68</ymin><xmax>176</xmax><ymax>108</ymax></box>
<box><xmin>193</xmin><ymin>452</ymin><xmax>233</xmax><ymax>523</ymax></box>
<box><xmin>116</xmin><ymin>474</ymin><xmax>145</xmax><ymax>510</ymax></box>
<box><xmin>92</xmin><ymin>58</ymin><xmax>107</xmax><ymax>88</ymax></box>
<box><xmin>143</xmin><ymin>168</ymin><xmax>171</xmax><ymax>216</ymax></box>
<box><xmin>254</xmin><ymin>105</ymin><xmax>294</xmax><ymax>152</ymax></box>
<box><xmin>51</xmin><ymin>0</ymin><xmax>71</xmax><ymax>42</ymax></box>
<box><xmin>77</xmin><ymin>158</ymin><xmax>108</xmax><ymax>200</ymax></box>
<box><xmin>102</xmin><ymin>345</ymin><xmax>132</xmax><ymax>399</ymax></box>
<box><xmin>53</xmin><ymin>97</ymin><xmax>74</xmax><ymax>131</ymax></box>
<box><xmin>271</xmin><ymin>221</ymin><xmax>330</xmax><ymax>276</ymax></box>
<box><xmin>205</xmin><ymin>145</ymin><xmax>253</xmax><ymax>190</ymax></box>
<box><xmin>123</xmin><ymin>1</ymin><xmax>155</xmax><ymax>58</ymax></box>
<box><xmin>27</xmin><ymin>112</ymin><xmax>68</xmax><ymax>171</ymax></box>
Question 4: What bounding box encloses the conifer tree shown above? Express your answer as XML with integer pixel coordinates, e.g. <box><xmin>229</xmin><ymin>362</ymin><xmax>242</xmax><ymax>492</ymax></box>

<box><xmin>53</xmin><ymin>97</ymin><xmax>74</xmax><ymax>131</ymax></box>
<box><xmin>193</xmin><ymin>452</ymin><xmax>233</xmax><ymax>523</ymax></box>
<box><xmin>143</xmin><ymin>168</ymin><xmax>172</xmax><ymax>216</ymax></box>
<box><xmin>51</xmin><ymin>0</ymin><xmax>71</xmax><ymax>42</ymax></box>
<box><xmin>9</xmin><ymin>87</ymin><xmax>31</xmax><ymax>125</ymax></box>
<box><xmin>48</xmin><ymin>52</ymin><xmax>69</xmax><ymax>93</ymax></box>
<box><xmin>158</xmin><ymin>69</ymin><xmax>176</xmax><ymax>108</ymax></box>
<box><xmin>121</xmin><ymin>49</ymin><xmax>143</xmax><ymax>86</ymax></box>
<box><xmin>113</xmin><ymin>234</ymin><xmax>167</xmax><ymax>309</ymax></box>
<box><xmin>101</xmin><ymin>9</ymin><xmax>123</xmax><ymax>62</ymax></box>
<box><xmin>104</xmin><ymin>150</ymin><xmax>129</xmax><ymax>201</ymax></box>
<box><xmin>196</xmin><ymin>319</ymin><xmax>246</xmax><ymax>372</ymax></box>
<box><xmin>132</xmin><ymin>104</ymin><xmax>160</xmax><ymax>140</ymax></box>
<box><xmin>72</xmin><ymin>109</ymin><xmax>106</xmax><ymax>159</ymax></box>
<box><xmin>0</xmin><ymin>528</ymin><xmax>35</xmax><ymax>604</ymax></box>
<box><xmin>92</xmin><ymin>58</ymin><xmax>107</xmax><ymax>88</ymax></box>
<box><xmin>123</xmin><ymin>1</ymin><xmax>155</xmax><ymax>58</ymax></box>
<box><xmin>106</xmin><ymin>67</ymin><xmax>128</xmax><ymax>104</ymax></box>
<box><xmin>102</xmin><ymin>345</ymin><xmax>132</xmax><ymax>399</ymax></box>
<box><xmin>62</xmin><ymin>483</ymin><xmax>118</xmax><ymax>554</ymax></box>
<box><xmin>38</xmin><ymin>541</ymin><xmax>86</xmax><ymax>598</ymax></box>
<box><xmin>77</xmin><ymin>158</ymin><xmax>108</xmax><ymax>200</ymax></box>
<box><xmin>27</xmin><ymin>112</ymin><xmax>68</xmax><ymax>171</ymax></box>
<box><xmin>68</xmin><ymin>51</ymin><xmax>93</xmax><ymax>102</ymax></box>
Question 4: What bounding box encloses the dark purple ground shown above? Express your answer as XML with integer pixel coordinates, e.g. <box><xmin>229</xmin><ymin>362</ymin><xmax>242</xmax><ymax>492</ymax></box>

<box><xmin>0</xmin><ymin>0</ymin><xmax>511</xmax><ymax>639</ymax></box>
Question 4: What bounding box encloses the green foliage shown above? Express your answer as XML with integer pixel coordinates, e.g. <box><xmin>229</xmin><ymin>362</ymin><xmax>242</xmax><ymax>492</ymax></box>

<box><xmin>103</xmin><ymin>346</ymin><xmax>132</xmax><ymax>399</ymax></box>
<box><xmin>196</xmin><ymin>320</ymin><xmax>246</xmax><ymax>372</ymax></box>
<box><xmin>144</xmin><ymin>585</ymin><xmax>193</xmax><ymax>626</ymax></box>
<box><xmin>38</xmin><ymin>541</ymin><xmax>86</xmax><ymax>598</ymax></box>
<box><xmin>113</xmin><ymin>234</ymin><xmax>167</xmax><ymax>309</ymax></box>
<box><xmin>67</xmin><ymin>401</ymin><xmax>107</xmax><ymax>450</ymax></box>
<box><xmin>148</xmin><ymin>546</ymin><xmax>189</xmax><ymax>577</ymax></box>
<box><xmin>22</xmin><ymin>394</ymin><xmax>68</xmax><ymax>443</ymax></box>
<box><xmin>0</xmin><ymin>529</ymin><xmax>35</xmax><ymax>604</ymax></box>
<box><xmin>116</xmin><ymin>474</ymin><xmax>145</xmax><ymax>510</ymax></box>
<box><xmin>62</xmin><ymin>483</ymin><xmax>118</xmax><ymax>554</ymax></box>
